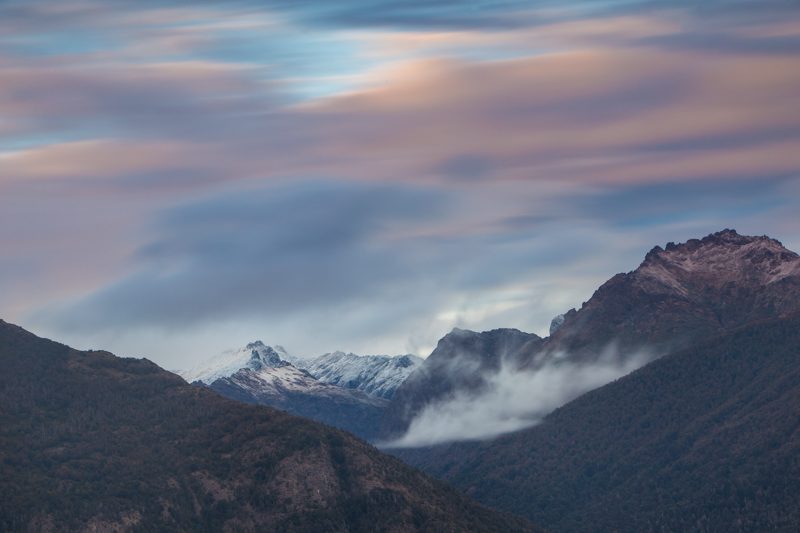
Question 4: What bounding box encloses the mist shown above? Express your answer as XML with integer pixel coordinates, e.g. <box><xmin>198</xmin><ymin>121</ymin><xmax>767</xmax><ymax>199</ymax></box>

<box><xmin>385</xmin><ymin>347</ymin><xmax>652</xmax><ymax>447</ymax></box>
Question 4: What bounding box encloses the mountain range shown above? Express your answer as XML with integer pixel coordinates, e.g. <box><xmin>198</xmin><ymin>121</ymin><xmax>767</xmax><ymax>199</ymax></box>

<box><xmin>398</xmin><ymin>310</ymin><xmax>800</xmax><ymax>531</ymax></box>
<box><xmin>180</xmin><ymin>229</ymin><xmax>800</xmax><ymax>457</ymax></box>
<box><xmin>181</xmin><ymin>344</ymin><xmax>421</xmax><ymax>441</ymax></box>
<box><xmin>0</xmin><ymin>320</ymin><xmax>534</xmax><ymax>532</ymax></box>
<box><xmin>5</xmin><ymin>228</ymin><xmax>800</xmax><ymax>531</ymax></box>
<box><xmin>303</xmin><ymin>352</ymin><xmax>423</xmax><ymax>400</ymax></box>
<box><xmin>390</xmin><ymin>229</ymin><xmax>800</xmax><ymax>531</ymax></box>
<box><xmin>382</xmin><ymin>229</ymin><xmax>800</xmax><ymax>442</ymax></box>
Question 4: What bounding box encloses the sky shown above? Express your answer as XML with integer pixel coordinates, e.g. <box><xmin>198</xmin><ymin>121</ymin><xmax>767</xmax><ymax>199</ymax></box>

<box><xmin>1</xmin><ymin>0</ymin><xmax>799</xmax><ymax>369</ymax></box>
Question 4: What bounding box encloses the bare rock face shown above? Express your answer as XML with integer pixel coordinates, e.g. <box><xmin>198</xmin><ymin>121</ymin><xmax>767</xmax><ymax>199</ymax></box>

<box><xmin>550</xmin><ymin>229</ymin><xmax>800</xmax><ymax>360</ymax></box>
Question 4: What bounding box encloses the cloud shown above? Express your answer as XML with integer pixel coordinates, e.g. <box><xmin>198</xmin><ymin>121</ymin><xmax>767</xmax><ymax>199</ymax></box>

<box><xmin>0</xmin><ymin>56</ymin><xmax>275</xmax><ymax>141</ymax></box>
<box><xmin>304</xmin><ymin>48</ymin><xmax>800</xmax><ymax>186</ymax></box>
<box><xmin>36</xmin><ymin>180</ymin><xmax>449</xmax><ymax>329</ymax></box>
<box><xmin>4</xmin><ymin>7</ymin><xmax>800</xmax><ymax>191</ymax></box>
<box><xmin>3</xmin><ymin>0</ymin><xmax>800</xmax><ymax>365</ymax></box>
<box><xmin>385</xmin><ymin>345</ymin><xmax>652</xmax><ymax>447</ymax></box>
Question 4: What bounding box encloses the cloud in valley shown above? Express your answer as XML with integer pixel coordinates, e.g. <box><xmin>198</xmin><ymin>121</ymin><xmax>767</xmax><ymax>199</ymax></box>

<box><xmin>386</xmin><ymin>347</ymin><xmax>653</xmax><ymax>447</ymax></box>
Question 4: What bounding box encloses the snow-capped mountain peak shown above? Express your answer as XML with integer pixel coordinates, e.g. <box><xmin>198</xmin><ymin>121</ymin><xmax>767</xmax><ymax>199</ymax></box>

<box><xmin>180</xmin><ymin>341</ymin><xmax>292</xmax><ymax>384</ymax></box>
<box><xmin>179</xmin><ymin>341</ymin><xmax>423</xmax><ymax>402</ymax></box>
<box><xmin>302</xmin><ymin>351</ymin><xmax>423</xmax><ymax>399</ymax></box>
<box><xmin>180</xmin><ymin>342</ymin><xmax>391</xmax><ymax>440</ymax></box>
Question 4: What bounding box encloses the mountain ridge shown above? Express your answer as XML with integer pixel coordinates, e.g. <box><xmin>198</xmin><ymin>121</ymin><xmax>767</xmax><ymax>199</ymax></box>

<box><xmin>382</xmin><ymin>229</ymin><xmax>800</xmax><ymax>442</ymax></box>
<box><xmin>179</xmin><ymin>342</ymin><xmax>423</xmax><ymax>440</ymax></box>
<box><xmin>396</xmin><ymin>311</ymin><xmax>800</xmax><ymax>531</ymax></box>
<box><xmin>0</xmin><ymin>319</ymin><xmax>536</xmax><ymax>532</ymax></box>
<box><xmin>304</xmin><ymin>351</ymin><xmax>423</xmax><ymax>400</ymax></box>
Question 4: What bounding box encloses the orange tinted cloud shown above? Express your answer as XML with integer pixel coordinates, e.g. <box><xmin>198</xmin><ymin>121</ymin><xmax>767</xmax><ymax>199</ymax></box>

<box><xmin>295</xmin><ymin>46</ymin><xmax>800</xmax><ymax>185</ymax></box>
<box><xmin>3</xmin><ymin>44</ymin><xmax>798</xmax><ymax>192</ymax></box>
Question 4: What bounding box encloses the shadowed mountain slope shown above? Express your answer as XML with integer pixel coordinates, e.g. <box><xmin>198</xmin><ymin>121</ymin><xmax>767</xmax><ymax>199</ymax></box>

<box><xmin>0</xmin><ymin>320</ymin><xmax>535</xmax><ymax>532</ymax></box>
<box><xmin>381</xmin><ymin>328</ymin><xmax>542</xmax><ymax>439</ymax></box>
<box><xmin>383</xmin><ymin>230</ymin><xmax>800</xmax><ymax>441</ymax></box>
<box><xmin>397</xmin><ymin>312</ymin><xmax>800</xmax><ymax>532</ymax></box>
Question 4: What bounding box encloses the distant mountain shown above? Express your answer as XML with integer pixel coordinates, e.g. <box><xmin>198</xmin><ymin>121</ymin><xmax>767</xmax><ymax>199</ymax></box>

<box><xmin>209</xmin><ymin>366</ymin><xmax>388</xmax><ymax>441</ymax></box>
<box><xmin>303</xmin><ymin>351</ymin><xmax>423</xmax><ymax>399</ymax></box>
<box><xmin>381</xmin><ymin>328</ymin><xmax>542</xmax><ymax>439</ymax></box>
<box><xmin>180</xmin><ymin>342</ymin><xmax>388</xmax><ymax>441</ymax></box>
<box><xmin>182</xmin><ymin>341</ymin><xmax>293</xmax><ymax>384</ymax></box>
<box><xmin>398</xmin><ymin>312</ymin><xmax>800</xmax><ymax>532</ymax></box>
<box><xmin>383</xmin><ymin>230</ymin><xmax>800</xmax><ymax>441</ymax></box>
<box><xmin>0</xmin><ymin>320</ymin><xmax>535</xmax><ymax>532</ymax></box>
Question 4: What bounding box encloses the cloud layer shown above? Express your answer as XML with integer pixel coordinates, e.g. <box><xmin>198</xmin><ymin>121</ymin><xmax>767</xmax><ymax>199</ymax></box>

<box><xmin>386</xmin><ymin>347</ymin><xmax>651</xmax><ymax>447</ymax></box>
<box><xmin>1</xmin><ymin>1</ymin><xmax>799</xmax><ymax>366</ymax></box>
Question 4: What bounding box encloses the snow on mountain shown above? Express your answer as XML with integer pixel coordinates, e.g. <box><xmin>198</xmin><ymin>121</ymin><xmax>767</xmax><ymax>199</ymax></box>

<box><xmin>180</xmin><ymin>341</ymin><xmax>422</xmax><ymax>401</ymax></box>
<box><xmin>178</xmin><ymin>340</ymin><xmax>350</xmax><ymax>399</ymax></box>
<box><xmin>302</xmin><ymin>352</ymin><xmax>423</xmax><ymax>399</ymax></box>
<box><xmin>216</xmin><ymin>363</ymin><xmax>384</xmax><ymax>403</ymax></box>
<box><xmin>180</xmin><ymin>341</ymin><xmax>291</xmax><ymax>384</ymax></box>
<box><xmin>180</xmin><ymin>341</ymin><xmax>390</xmax><ymax>440</ymax></box>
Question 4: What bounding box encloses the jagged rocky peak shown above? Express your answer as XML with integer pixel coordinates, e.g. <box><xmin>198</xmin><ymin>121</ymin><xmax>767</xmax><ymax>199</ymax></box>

<box><xmin>549</xmin><ymin>314</ymin><xmax>566</xmax><ymax>335</ymax></box>
<box><xmin>394</xmin><ymin>355</ymin><xmax>417</xmax><ymax>368</ymax></box>
<box><xmin>431</xmin><ymin>328</ymin><xmax>542</xmax><ymax>360</ymax></box>
<box><xmin>440</xmin><ymin>326</ymin><xmax>528</xmax><ymax>344</ymax></box>
<box><xmin>445</xmin><ymin>327</ymin><xmax>473</xmax><ymax>338</ymax></box>
<box><xmin>245</xmin><ymin>341</ymin><xmax>288</xmax><ymax>370</ymax></box>
<box><xmin>635</xmin><ymin>229</ymin><xmax>800</xmax><ymax>294</ymax></box>
<box><xmin>180</xmin><ymin>341</ymin><xmax>292</xmax><ymax>384</ymax></box>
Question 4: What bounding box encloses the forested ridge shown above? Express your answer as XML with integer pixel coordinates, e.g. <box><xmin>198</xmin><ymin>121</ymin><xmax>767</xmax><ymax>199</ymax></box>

<box><xmin>399</xmin><ymin>313</ymin><xmax>800</xmax><ymax>532</ymax></box>
<box><xmin>0</xmin><ymin>320</ymin><xmax>535</xmax><ymax>532</ymax></box>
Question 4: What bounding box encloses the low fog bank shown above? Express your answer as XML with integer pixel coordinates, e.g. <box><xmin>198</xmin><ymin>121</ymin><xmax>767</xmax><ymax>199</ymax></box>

<box><xmin>383</xmin><ymin>346</ymin><xmax>653</xmax><ymax>448</ymax></box>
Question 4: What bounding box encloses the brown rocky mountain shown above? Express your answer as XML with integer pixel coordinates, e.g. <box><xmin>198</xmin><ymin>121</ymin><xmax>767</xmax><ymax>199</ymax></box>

<box><xmin>548</xmin><ymin>228</ymin><xmax>800</xmax><ymax>358</ymax></box>
<box><xmin>0</xmin><ymin>320</ymin><xmax>535</xmax><ymax>532</ymax></box>
<box><xmin>382</xmin><ymin>230</ymin><xmax>800</xmax><ymax>440</ymax></box>
<box><xmin>397</xmin><ymin>311</ymin><xmax>800</xmax><ymax>532</ymax></box>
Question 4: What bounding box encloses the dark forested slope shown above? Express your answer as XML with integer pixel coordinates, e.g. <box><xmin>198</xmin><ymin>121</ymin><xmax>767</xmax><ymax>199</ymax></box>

<box><xmin>399</xmin><ymin>313</ymin><xmax>800</xmax><ymax>532</ymax></box>
<box><xmin>0</xmin><ymin>320</ymin><xmax>534</xmax><ymax>532</ymax></box>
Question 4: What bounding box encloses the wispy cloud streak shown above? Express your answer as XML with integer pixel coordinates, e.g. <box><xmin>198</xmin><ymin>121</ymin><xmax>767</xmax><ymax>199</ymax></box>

<box><xmin>1</xmin><ymin>1</ymin><xmax>799</xmax><ymax>363</ymax></box>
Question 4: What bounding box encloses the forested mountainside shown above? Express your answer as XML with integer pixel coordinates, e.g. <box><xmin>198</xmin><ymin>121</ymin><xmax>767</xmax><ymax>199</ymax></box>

<box><xmin>0</xmin><ymin>320</ymin><xmax>535</xmax><ymax>532</ymax></box>
<box><xmin>397</xmin><ymin>313</ymin><xmax>800</xmax><ymax>532</ymax></box>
